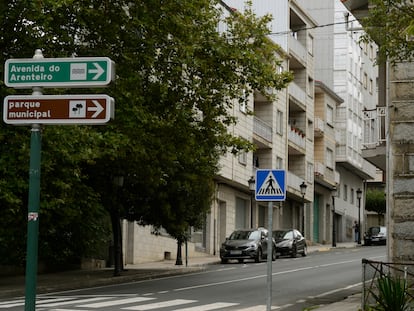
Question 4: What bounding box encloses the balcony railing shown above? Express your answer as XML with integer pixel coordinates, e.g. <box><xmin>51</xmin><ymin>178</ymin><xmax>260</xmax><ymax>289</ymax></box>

<box><xmin>314</xmin><ymin>117</ymin><xmax>325</xmax><ymax>137</ymax></box>
<box><xmin>289</xmin><ymin>35</ymin><xmax>307</xmax><ymax>65</ymax></box>
<box><xmin>287</xmin><ymin>171</ymin><xmax>305</xmax><ymax>194</ymax></box>
<box><xmin>314</xmin><ymin>162</ymin><xmax>325</xmax><ymax>176</ymax></box>
<box><xmin>362</xmin><ymin>107</ymin><xmax>386</xmax><ymax>148</ymax></box>
<box><xmin>288</xmin><ymin>81</ymin><xmax>306</xmax><ymax>105</ymax></box>
<box><xmin>253</xmin><ymin>116</ymin><xmax>272</xmax><ymax>142</ymax></box>
<box><xmin>288</xmin><ymin>125</ymin><xmax>306</xmax><ymax>149</ymax></box>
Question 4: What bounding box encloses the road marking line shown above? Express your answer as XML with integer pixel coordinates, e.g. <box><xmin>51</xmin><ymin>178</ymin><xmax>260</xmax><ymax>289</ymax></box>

<box><xmin>38</xmin><ymin>297</ymin><xmax>110</xmax><ymax>307</ymax></box>
<box><xmin>123</xmin><ymin>299</ymin><xmax>196</xmax><ymax>310</ymax></box>
<box><xmin>171</xmin><ymin>302</ymin><xmax>238</xmax><ymax>311</ymax></box>
<box><xmin>313</xmin><ymin>282</ymin><xmax>361</xmax><ymax>298</ymax></box>
<box><xmin>78</xmin><ymin>297</ymin><xmax>155</xmax><ymax>308</ymax></box>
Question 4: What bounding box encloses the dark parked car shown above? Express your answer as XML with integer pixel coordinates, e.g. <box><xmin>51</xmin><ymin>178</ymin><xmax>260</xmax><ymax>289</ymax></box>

<box><xmin>220</xmin><ymin>228</ymin><xmax>277</xmax><ymax>263</ymax></box>
<box><xmin>273</xmin><ymin>229</ymin><xmax>307</xmax><ymax>258</ymax></box>
<box><xmin>364</xmin><ymin>226</ymin><xmax>387</xmax><ymax>246</ymax></box>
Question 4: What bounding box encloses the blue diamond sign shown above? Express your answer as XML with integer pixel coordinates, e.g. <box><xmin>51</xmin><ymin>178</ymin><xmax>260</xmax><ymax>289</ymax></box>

<box><xmin>255</xmin><ymin>170</ymin><xmax>286</xmax><ymax>201</ymax></box>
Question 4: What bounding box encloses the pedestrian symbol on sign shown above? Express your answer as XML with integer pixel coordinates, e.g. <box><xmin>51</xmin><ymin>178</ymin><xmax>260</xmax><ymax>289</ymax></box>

<box><xmin>255</xmin><ymin>170</ymin><xmax>286</xmax><ymax>201</ymax></box>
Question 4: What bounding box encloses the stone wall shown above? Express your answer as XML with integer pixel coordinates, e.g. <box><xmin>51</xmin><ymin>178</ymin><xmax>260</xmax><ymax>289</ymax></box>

<box><xmin>389</xmin><ymin>62</ymin><xmax>414</xmax><ymax>262</ymax></box>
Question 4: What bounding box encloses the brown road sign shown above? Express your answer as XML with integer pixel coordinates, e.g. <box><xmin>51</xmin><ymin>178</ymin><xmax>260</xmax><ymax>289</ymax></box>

<box><xmin>3</xmin><ymin>94</ymin><xmax>114</xmax><ymax>125</ymax></box>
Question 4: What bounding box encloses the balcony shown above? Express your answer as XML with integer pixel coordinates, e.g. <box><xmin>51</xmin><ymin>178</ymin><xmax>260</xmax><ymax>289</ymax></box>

<box><xmin>288</xmin><ymin>81</ymin><xmax>306</xmax><ymax>108</ymax></box>
<box><xmin>289</xmin><ymin>35</ymin><xmax>307</xmax><ymax>68</ymax></box>
<box><xmin>314</xmin><ymin>161</ymin><xmax>337</xmax><ymax>188</ymax></box>
<box><xmin>253</xmin><ymin>116</ymin><xmax>272</xmax><ymax>148</ymax></box>
<box><xmin>288</xmin><ymin>125</ymin><xmax>306</xmax><ymax>154</ymax></box>
<box><xmin>314</xmin><ymin>117</ymin><xmax>325</xmax><ymax>137</ymax></box>
<box><xmin>287</xmin><ymin>171</ymin><xmax>307</xmax><ymax>200</ymax></box>
<box><xmin>314</xmin><ymin>162</ymin><xmax>325</xmax><ymax>177</ymax></box>
<box><xmin>361</xmin><ymin>107</ymin><xmax>386</xmax><ymax>171</ymax></box>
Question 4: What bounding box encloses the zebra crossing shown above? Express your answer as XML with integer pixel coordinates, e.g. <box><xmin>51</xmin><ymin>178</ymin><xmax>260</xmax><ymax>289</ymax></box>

<box><xmin>0</xmin><ymin>295</ymin><xmax>278</xmax><ymax>311</ymax></box>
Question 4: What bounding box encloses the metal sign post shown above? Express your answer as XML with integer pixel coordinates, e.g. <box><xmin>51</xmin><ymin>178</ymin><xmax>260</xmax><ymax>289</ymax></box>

<box><xmin>3</xmin><ymin>49</ymin><xmax>115</xmax><ymax>311</ymax></box>
<box><xmin>255</xmin><ymin>169</ymin><xmax>286</xmax><ymax>311</ymax></box>
<box><xmin>25</xmin><ymin>123</ymin><xmax>41</xmax><ymax>311</ymax></box>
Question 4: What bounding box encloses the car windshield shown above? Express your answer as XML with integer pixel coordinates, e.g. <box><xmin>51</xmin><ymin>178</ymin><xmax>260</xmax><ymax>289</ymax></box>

<box><xmin>369</xmin><ymin>227</ymin><xmax>380</xmax><ymax>235</ymax></box>
<box><xmin>273</xmin><ymin>230</ymin><xmax>292</xmax><ymax>239</ymax></box>
<box><xmin>229</xmin><ymin>230</ymin><xmax>260</xmax><ymax>240</ymax></box>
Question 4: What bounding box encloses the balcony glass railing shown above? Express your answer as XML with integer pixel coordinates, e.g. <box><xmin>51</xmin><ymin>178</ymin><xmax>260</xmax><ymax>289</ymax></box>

<box><xmin>288</xmin><ymin>81</ymin><xmax>306</xmax><ymax>105</ymax></box>
<box><xmin>289</xmin><ymin>35</ymin><xmax>307</xmax><ymax>64</ymax></box>
<box><xmin>288</xmin><ymin>126</ymin><xmax>306</xmax><ymax>149</ymax></box>
<box><xmin>253</xmin><ymin>116</ymin><xmax>272</xmax><ymax>142</ymax></box>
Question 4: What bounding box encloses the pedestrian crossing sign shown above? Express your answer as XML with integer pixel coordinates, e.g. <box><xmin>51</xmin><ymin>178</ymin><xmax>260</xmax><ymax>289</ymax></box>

<box><xmin>255</xmin><ymin>169</ymin><xmax>286</xmax><ymax>201</ymax></box>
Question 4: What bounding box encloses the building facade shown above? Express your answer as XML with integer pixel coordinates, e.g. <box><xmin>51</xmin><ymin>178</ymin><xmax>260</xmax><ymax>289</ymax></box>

<box><xmin>122</xmin><ymin>0</ymin><xmax>383</xmax><ymax>264</ymax></box>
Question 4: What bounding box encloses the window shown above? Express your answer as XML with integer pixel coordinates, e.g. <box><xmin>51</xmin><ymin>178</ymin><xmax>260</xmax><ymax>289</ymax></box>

<box><xmin>327</xmin><ymin>105</ymin><xmax>334</xmax><ymax>126</ymax></box>
<box><xmin>350</xmin><ymin>188</ymin><xmax>354</xmax><ymax>204</ymax></box>
<box><xmin>239</xmin><ymin>89</ymin><xmax>247</xmax><ymax>113</ymax></box>
<box><xmin>238</xmin><ymin>151</ymin><xmax>247</xmax><ymax>165</ymax></box>
<box><xmin>307</xmin><ymin>76</ymin><xmax>314</xmax><ymax>98</ymax></box>
<box><xmin>326</xmin><ymin>148</ymin><xmax>334</xmax><ymax>169</ymax></box>
<box><xmin>308</xmin><ymin>34</ymin><xmax>314</xmax><ymax>55</ymax></box>
<box><xmin>276</xmin><ymin>110</ymin><xmax>283</xmax><ymax>135</ymax></box>
<box><xmin>276</xmin><ymin>156</ymin><xmax>283</xmax><ymax>169</ymax></box>
<box><xmin>344</xmin><ymin>184</ymin><xmax>348</xmax><ymax>201</ymax></box>
<box><xmin>307</xmin><ymin>162</ymin><xmax>313</xmax><ymax>182</ymax></box>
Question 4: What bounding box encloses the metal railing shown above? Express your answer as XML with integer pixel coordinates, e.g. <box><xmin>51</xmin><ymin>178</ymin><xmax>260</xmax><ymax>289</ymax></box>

<box><xmin>362</xmin><ymin>259</ymin><xmax>414</xmax><ymax>310</ymax></box>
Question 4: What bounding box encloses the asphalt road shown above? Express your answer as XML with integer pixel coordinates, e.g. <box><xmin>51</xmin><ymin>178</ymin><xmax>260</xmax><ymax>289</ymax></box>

<box><xmin>2</xmin><ymin>246</ymin><xmax>386</xmax><ymax>311</ymax></box>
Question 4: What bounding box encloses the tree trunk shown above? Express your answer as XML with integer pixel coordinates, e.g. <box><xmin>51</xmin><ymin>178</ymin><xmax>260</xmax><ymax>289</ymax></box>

<box><xmin>175</xmin><ymin>239</ymin><xmax>183</xmax><ymax>265</ymax></box>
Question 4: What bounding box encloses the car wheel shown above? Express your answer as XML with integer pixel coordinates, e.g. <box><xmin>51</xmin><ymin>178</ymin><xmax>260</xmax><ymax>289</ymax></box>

<box><xmin>291</xmin><ymin>246</ymin><xmax>297</xmax><ymax>258</ymax></box>
<box><xmin>221</xmin><ymin>258</ymin><xmax>228</xmax><ymax>264</ymax></box>
<box><xmin>255</xmin><ymin>248</ymin><xmax>263</xmax><ymax>263</ymax></box>
<box><xmin>302</xmin><ymin>246</ymin><xmax>307</xmax><ymax>257</ymax></box>
<box><xmin>272</xmin><ymin>247</ymin><xmax>277</xmax><ymax>261</ymax></box>
<box><xmin>238</xmin><ymin>259</ymin><xmax>244</xmax><ymax>263</ymax></box>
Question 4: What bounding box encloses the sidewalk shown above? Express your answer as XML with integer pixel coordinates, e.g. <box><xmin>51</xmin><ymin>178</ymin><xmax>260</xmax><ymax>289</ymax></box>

<box><xmin>0</xmin><ymin>242</ymin><xmax>361</xmax><ymax>310</ymax></box>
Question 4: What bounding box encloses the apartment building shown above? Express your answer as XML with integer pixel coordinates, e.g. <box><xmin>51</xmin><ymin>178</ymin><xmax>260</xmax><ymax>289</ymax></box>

<box><xmin>299</xmin><ymin>0</ymin><xmax>378</xmax><ymax>244</ymax></box>
<box><xmin>122</xmin><ymin>0</ymin><xmax>382</xmax><ymax>264</ymax></box>
<box><xmin>209</xmin><ymin>0</ymin><xmax>316</xmax><ymax>251</ymax></box>
<box><xmin>342</xmin><ymin>0</ymin><xmax>414</xmax><ymax>265</ymax></box>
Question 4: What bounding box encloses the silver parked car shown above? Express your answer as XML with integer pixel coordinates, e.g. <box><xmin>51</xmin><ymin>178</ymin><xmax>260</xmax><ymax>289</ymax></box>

<box><xmin>220</xmin><ymin>228</ymin><xmax>277</xmax><ymax>264</ymax></box>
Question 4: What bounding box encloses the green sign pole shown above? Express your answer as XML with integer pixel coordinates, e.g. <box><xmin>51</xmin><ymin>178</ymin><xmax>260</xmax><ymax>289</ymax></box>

<box><xmin>24</xmin><ymin>50</ymin><xmax>44</xmax><ymax>311</ymax></box>
<box><xmin>24</xmin><ymin>123</ymin><xmax>42</xmax><ymax>311</ymax></box>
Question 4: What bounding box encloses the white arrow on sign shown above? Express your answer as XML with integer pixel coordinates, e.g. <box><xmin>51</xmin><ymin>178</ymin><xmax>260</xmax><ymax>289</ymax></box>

<box><xmin>88</xmin><ymin>100</ymin><xmax>104</xmax><ymax>118</ymax></box>
<box><xmin>88</xmin><ymin>62</ymin><xmax>104</xmax><ymax>80</ymax></box>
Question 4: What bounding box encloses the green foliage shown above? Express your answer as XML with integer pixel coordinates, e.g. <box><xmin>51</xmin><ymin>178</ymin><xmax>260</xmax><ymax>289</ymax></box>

<box><xmin>369</xmin><ymin>274</ymin><xmax>412</xmax><ymax>311</ymax></box>
<box><xmin>365</xmin><ymin>189</ymin><xmax>386</xmax><ymax>215</ymax></box>
<box><xmin>0</xmin><ymin>0</ymin><xmax>292</xmax><ymax>265</ymax></box>
<box><xmin>361</xmin><ymin>0</ymin><xmax>414</xmax><ymax>63</ymax></box>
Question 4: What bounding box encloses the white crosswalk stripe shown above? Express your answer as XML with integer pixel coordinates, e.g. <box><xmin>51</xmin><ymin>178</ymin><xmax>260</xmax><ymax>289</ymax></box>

<box><xmin>171</xmin><ymin>302</ymin><xmax>239</xmax><ymax>311</ymax></box>
<box><xmin>38</xmin><ymin>297</ymin><xmax>111</xmax><ymax>307</ymax></box>
<box><xmin>0</xmin><ymin>299</ymin><xmax>24</xmax><ymax>308</ymax></box>
<box><xmin>123</xmin><ymin>299</ymin><xmax>196</xmax><ymax>310</ymax></box>
<box><xmin>0</xmin><ymin>297</ymin><xmax>75</xmax><ymax>308</ymax></box>
<box><xmin>78</xmin><ymin>297</ymin><xmax>154</xmax><ymax>308</ymax></box>
<box><xmin>0</xmin><ymin>295</ymin><xmax>248</xmax><ymax>310</ymax></box>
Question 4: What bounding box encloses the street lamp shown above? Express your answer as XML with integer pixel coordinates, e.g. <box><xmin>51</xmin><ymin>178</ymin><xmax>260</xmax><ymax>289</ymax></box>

<box><xmin>356</xmin><ymin>188</ymin><xmax>362</xmax><ymax>245</ymax></box>
<box><xmin>300</xmin><ymin>181</ymin><xmax>307</xmax><ymax>236</ymax></box>
<box><xmin>248</xmin><ymin>176</ymin><xmax>255</xmax><ymax>228</ymax></box>
<box><xmin>331</xmin><ymin>186</ymin><xmax>337</xmax><ymax>247</ymax></box>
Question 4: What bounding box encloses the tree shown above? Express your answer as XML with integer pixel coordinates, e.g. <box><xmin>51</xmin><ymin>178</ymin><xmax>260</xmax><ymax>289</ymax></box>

<box><xmin>365</xmin><ymin>189</ymin><xmax>386</xmax><ymax>225</ymax></box>
<box><xmin>0</xmin><ymin>0</ymin><xmax>292</xmax><ymax>271</ymax></box>
<box><xmin>361</xmin><ymin>0</ymin><xmax>414</xmax><ymax>62</ymax></box>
